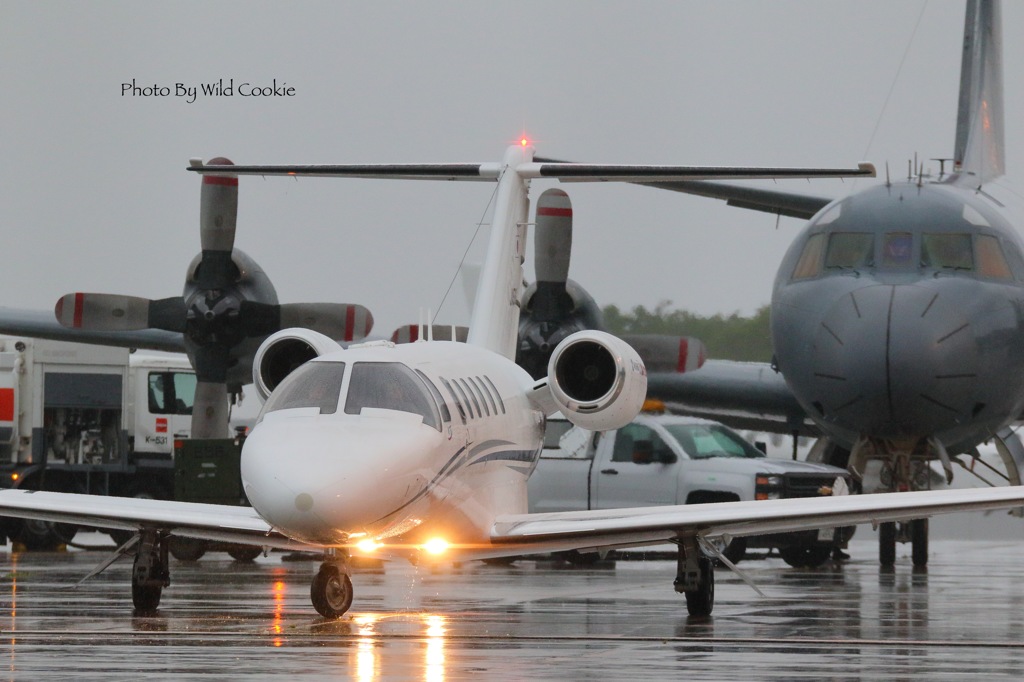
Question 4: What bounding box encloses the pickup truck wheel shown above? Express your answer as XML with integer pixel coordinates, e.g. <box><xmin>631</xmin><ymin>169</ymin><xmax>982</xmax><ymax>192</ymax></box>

<box><xmin>778</xmin><ymin>544</ymin><xmax>831</xmax><ymax>568</ymax></box>
<box><xmin>228</xmin><ymin>545</ymin><xmax>263</xmax><ymax>562</ymax></box>
<box><xmin>560</xmin><ymin>550</ymin><xmax>601</xmax><ymax>565</ymax></box>
<box><xmin>169</xmin><ymin>537</ymin><xmax>207</xmax><ymax>562</ymax></box>
<box><xmin>715</xmin><ymin>537</ymin><xmax>746</xmax><ymax>565</ymax></box>
<box><xmin>684</xmin><ymin>557</ymin><xmax>714</xmax><ymax>616</ymax></box>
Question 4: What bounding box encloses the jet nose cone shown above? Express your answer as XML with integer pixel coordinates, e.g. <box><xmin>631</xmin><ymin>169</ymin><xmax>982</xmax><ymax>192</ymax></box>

<box><xmin>241</xmin><ymin>413</ymin><xmax>442</xmax><ymax>544</ymax></box>
<box><xmin>809</xmin><ymin>284</ymin><xmax>978</xmax><ymax>438</ymax></box>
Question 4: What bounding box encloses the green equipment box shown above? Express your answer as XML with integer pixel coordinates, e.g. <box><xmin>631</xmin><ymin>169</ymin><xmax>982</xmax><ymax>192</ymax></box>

<box><xmin>174</xmin><ymin>438</ymin><xmax>247</xmax><ymax>506</ymax></box>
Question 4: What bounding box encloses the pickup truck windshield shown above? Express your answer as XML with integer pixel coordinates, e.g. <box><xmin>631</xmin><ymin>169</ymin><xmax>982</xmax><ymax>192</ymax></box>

<box><xmin>664</xmin><ymin>423</ymin><xmax>764</xmax><ymax>459</ymax></box>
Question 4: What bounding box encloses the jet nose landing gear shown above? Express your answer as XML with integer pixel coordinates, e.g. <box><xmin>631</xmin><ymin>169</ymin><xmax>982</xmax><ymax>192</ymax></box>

<box><xmin>311</xmin><ymin>558</ymin><xmax>354</xmax><ymax>618</ymax></box>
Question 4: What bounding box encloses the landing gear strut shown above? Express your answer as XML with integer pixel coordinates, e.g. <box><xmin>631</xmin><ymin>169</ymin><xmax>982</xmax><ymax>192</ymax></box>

<box><xmin>311</xmin><ymin>558</ymin><xmax>354</xmax><ymax>618</ymax></box>
<box><xmin>132</xmin><ymin>530</ymin><xmax>170</xmax><ymax>612</ymax></box>
<box><xmin>673</xmin><ymin>537</ymin><xmax>714</xmax><ymax>616</ymax></box>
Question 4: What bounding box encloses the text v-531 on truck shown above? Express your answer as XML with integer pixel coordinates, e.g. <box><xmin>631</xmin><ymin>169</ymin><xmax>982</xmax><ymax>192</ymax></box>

<box><xmin>0</xmin><ymin>336</ymin><xmax>198</xmax><ymax>549</ymax></box>
<box><xmin>528</xmin><ymin>408</ymin><xmax>853</xmax><ymax>567</ymax></box>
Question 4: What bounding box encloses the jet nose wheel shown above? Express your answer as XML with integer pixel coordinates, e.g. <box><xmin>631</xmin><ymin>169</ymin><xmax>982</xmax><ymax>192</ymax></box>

<box><xmin>311</xmin><ymin>562</ymin><xmax>354</xmax><ymax>618</ymax></box>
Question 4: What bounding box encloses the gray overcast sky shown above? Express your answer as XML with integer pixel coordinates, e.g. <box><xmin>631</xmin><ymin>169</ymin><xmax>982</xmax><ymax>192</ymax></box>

<box><xmin>2</xmin><ymin>1</ymin><xmax>1023</xmax><ymax>339</ymax></box>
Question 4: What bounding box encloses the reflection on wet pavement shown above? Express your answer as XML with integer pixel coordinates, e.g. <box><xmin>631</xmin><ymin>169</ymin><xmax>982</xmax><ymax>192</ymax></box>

<box><xmin>0</xmin><ymin>539</ymin><xmax>1022</xmax><ymax>679</ymax></box>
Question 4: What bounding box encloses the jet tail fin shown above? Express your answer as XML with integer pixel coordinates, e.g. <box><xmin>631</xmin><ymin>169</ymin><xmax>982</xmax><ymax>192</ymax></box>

<box><xmin>953</xmin><ymin>0</ymin><xmax>1004</xmax><ymax>186</ymax></box>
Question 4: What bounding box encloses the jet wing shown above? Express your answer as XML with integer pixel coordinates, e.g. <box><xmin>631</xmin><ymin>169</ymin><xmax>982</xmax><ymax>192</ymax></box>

<box><xmin>0</xmin><ymin>307</ymin><xmax>185</xmax><ymax>353</ymax></box>
<box><xmin>0</xmin><ymin>489</ymin><xmax>308</xmax><ymax>550</ymax></box>
<box><xmin>646</xmin><ymin>359</ymin><xmax>816</xmax><ymax>436</ymax></box>
<box><xmin>489</xmin><ymin>486</ymin><xmax>1024</xmax><ymax>555</ymax></box>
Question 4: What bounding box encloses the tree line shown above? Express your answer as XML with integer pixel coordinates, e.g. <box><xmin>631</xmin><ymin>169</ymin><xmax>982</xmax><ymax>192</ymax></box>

<box><xmin>602</xmin><ymin>301</ymin><xmax>772</xmax><ymax>363</ymax></box>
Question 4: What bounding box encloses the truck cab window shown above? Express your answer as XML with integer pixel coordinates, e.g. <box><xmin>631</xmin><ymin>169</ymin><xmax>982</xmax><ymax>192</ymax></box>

<box><xmin>148</xmin><ymin>372</ymin><xmax>197</xmax><ymax>415</ymax></box>
<box><xmin>666</xmin><ymin>423</ymin><xmax>764</xmax><ymax>459</ymax></box>
<box><xmin>611</xmin><ymin>424</ymin><xmax>672</xmax><ymax>463</ymax></box>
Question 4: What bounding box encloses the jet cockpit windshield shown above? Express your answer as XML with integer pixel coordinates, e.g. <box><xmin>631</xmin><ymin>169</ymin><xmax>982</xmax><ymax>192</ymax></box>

<box><xmin>344</xmin><ymin>362</ymin><xmax>441</xmax><ymax>430</ymax></box>
<box><xmin>260</xmin><ymin>361</ymin><xmax>346</xmax><ymax>418</ymax></box>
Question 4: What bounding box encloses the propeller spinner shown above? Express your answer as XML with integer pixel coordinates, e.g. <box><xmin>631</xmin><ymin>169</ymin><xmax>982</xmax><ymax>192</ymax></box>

<box><xmin>55</xmin><ymin>157</ymin><xmax>373</xmax><ymax>438</ymax></box>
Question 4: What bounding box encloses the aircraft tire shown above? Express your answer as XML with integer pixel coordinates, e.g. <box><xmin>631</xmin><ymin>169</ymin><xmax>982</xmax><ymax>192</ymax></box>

<box><xmin>879</xmin><ymin>522</ymin><xmax>896</xmax><ymax>566</ymax></box>
<box><xmin>778</xmin><ymin>544</ymin><xmax>831</xmax><ymax>568</ymax></box>
<box><xmin>311</xmin><ymin>563</ymin><xmax>353</xmax><ymax>618</ymax></box>
<box><xmin>131</xmin><ymin>552</ymin><xmax>164</xmax><ymax>612</ymax></box>
<box><xmin>911</xmin><ymin>518</ymin><xmax>928</xmax><ymax>567</ymax></box>
<box><xmin>169</xmin><ymin>537</ymin><xmax>207</xmax><ymax>562</ymax></box>
<box><xmin>684</xmin><ymin>556</ymin><xmax>714</xmax><ymax>617</ymax></box>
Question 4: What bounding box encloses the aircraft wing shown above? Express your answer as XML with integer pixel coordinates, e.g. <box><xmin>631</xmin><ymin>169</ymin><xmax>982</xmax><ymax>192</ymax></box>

<box><xmin>532</xmin><ymin>155</ymin><xmax>835</xmax><ymax>220</ymax></box>
<box><xmin>0</xmin><ymin>489</ymin><xmax>308</xmax><ymax>550</ymax></box>
<box><xmin>490</xmin><ymin>486</ymin><xmax>1024</xmax><ymax>555</ymax></box>
<box><xmin>189</xmin><ymin>160</ymin><xmax>874</xmax><ymax>183</ymax></box>
<box><xmin>646</xmin><ymin>359</ymin><xmax>816</xmax><ymax>436</ymax></box>
<box><xmin>0</xmin><ymin>307</ymin><xmax>185</xmax><ymax>353</ymax></box>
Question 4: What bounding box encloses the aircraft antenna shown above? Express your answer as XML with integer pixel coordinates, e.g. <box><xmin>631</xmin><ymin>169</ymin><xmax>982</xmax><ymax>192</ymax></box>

<box><xmin>427</xmin><ymin>309</ymin><xmax>434</xmax><ymax>342</ymax></box>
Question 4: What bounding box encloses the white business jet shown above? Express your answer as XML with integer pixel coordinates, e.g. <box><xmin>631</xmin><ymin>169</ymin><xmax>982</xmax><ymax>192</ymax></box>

<box><xmin>2</xmin><ymin>144</ymin><xmax>1023</xmax><ymax>619</ymax></box>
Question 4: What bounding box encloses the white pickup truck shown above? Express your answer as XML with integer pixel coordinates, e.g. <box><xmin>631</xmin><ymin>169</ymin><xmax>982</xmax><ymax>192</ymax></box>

<box><xmin>528</xmin><ymin>411</ymin><xmax>852</xmax><ymax>566</ymax></box>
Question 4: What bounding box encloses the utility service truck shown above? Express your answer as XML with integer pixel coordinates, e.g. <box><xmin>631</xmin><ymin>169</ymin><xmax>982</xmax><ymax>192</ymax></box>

<box><xmin>529</xmin><ymin>408</ymin><xmax>853</xmax><ymax>566</ymax></box>
<box><xmin>0</xmin><ymin>336</ymin><xmax>198</xmax><ymax>548</ymax></box>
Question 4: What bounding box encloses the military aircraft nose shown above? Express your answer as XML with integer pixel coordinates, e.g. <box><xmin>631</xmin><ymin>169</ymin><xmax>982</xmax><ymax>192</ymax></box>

<box><xmin>808</xmin><ymin>284</ymin><xmax>978</xmax><ymax>438</ymax></box>
<box><xmin>241</xmin><ymin>413</ymin><xmax>442</xmax><ymax>544</ymax></box>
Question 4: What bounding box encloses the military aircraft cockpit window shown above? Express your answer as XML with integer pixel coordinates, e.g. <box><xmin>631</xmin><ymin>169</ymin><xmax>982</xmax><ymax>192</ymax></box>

<box><xmin>262</xmin><ymin>362</ymin><xmax>346</xmax><ymax>417</ymax></box>
<box><xmin>881</xmin><ymin>232</ymin><xmax>914</xmax><ymax>269</ymax></box>
<box><xmin>344</xmin><ymin>362</ymin><xmax>441</xmax><ymax>430</ymax></box>
<box><xmin>921</xmin><ymin>233</ymin><xmax>973</xmax><ymax>270</ymax></box>
<box><xmin>825</xmin><ymin>232</ymin><xmax>874</xmax><ymax>269</ymax></box>
<box><xmin>791</xmin><ymin>233</ymin><xmax>826</xmax><ymax>280</ymax></box>
<box><xmin>975</xmin><ymin>235</ymin><xmax>1013</xmax><ymax>280</ymax></box>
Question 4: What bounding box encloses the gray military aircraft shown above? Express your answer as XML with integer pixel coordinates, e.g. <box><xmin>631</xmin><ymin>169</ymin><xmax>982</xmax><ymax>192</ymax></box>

<box><xmin>0</xmin><ymin>158</ymin><xmax>373</xmax><ymax>438</ymax></box>
<box><xmin>621</xmin><ymin>0</ymin><xmax>1023</xmax><ymax>567</ymax></box>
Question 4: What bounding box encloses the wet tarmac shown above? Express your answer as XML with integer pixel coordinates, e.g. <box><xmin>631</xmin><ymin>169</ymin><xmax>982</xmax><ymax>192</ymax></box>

<box><xmin>1</xmin><ymin>535</ymin><xmax>1023</xmax><ymax>680</ymax></box>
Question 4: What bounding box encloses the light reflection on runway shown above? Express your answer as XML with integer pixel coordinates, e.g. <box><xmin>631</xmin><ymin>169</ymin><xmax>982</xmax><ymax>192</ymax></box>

<box><xmin>0</xmin><ymin>539</ymin><xmax>1022</xmax><ymax>680</ymax></box>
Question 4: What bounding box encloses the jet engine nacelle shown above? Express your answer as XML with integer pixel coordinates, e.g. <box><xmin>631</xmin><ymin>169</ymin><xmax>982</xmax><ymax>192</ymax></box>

<box><xmin>252</xmin><ymin>328</ymin><xmax>342</xmax><ymax>401</ymax></box>
<box><xmin>547</xmin><ymin>330</ymin><xmax>647</xmax><ymax>431</ymax></box>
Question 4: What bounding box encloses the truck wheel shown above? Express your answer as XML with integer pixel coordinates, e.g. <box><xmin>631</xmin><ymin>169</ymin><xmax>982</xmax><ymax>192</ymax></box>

<box><xmin>559</xmin><ymin>550</ymin><xmax>601</xmax><ymax>565</ymax></box>
<box><xmin>16</xmin><ymin>519</ymin><xmax>77</xmax><ymax>551</ymax></box>
<box><xmin>228</xmin><ymin>545</ymin><xmax>262</xmax><ymax>562</ymax></box>
<box><xmin>169</xmin><ymin>537</ymin><xmax>207</xmax><ymax>562</ymax></box>
<box><xmin>778</xmin><ymin>544</ymin><xmax>831</xmax><ymax>568</ymax></box>
<box><xmin>718</xmin><ymin>537</ymin><xmax>746</xmax><ymax>566</ymax></box>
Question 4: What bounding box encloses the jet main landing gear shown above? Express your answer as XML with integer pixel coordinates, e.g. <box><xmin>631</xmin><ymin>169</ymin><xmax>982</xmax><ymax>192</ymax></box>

<box><xmin>132</xmin><ymin>530</ymin><xmax>170</xmax><ymax>612</ymax></box>
<box><xmin>674</xmin><ymin>537</ymin><xmax>714</xmax><ymax>616</ymax></box>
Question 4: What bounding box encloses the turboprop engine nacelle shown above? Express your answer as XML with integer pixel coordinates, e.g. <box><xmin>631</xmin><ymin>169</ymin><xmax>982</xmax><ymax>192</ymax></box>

<box><xmin>253</xmin><ymin>328</ymin><xmax>343</xmax><ymax>401</ymax></box>
<box><xmin>547</xmin><ymin>330</ymin><xmax>647</xmax><ymax>431</ymax></box>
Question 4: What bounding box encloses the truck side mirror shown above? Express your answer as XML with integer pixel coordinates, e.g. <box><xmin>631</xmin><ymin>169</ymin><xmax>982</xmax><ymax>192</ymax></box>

<box><xmin>657</xmin><ymin>450</ymin><xmax>678</xmax><ymax>465</ymax></box>
<box><xmin>754</xmin><ymin>441</ymin><xmax>767</xmax><ymax>454</ymax></box>
<box><xmin>632</xmin><ymin>439</ymin><xmax>654</xmax><ymax>464</ymax></box>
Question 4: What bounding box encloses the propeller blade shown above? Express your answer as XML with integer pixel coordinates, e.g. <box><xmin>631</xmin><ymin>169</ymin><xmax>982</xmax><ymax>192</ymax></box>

<box><xmin>55</xmin><ymin>294</ymin><xmax>188</xmax><ymax>333</ymax></box>
<box><xmin>197</xmin><ymin>157</ymin><xmax>239</xmax><ymax>290</ymax></box>
<box><xmin>55</xmin><ymin>293</ymin><xmax>150</xmax><ymax>331</ymax></box>
<box><xmin>532</xmin><ymin>189</ymin><xmax>574</xmax><ymax>322</ymax></box>
<box><xmin>237</xmin><ymin>302</ymin><xmax>374</xmax><ymax>342</ymax></box>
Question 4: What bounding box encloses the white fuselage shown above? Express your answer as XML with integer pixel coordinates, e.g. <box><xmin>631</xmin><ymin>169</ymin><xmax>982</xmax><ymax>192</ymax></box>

<box><xmin>240</xmin><ymin>340</ymin><xmax>545</xmax><ymax>549</ymax></box>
